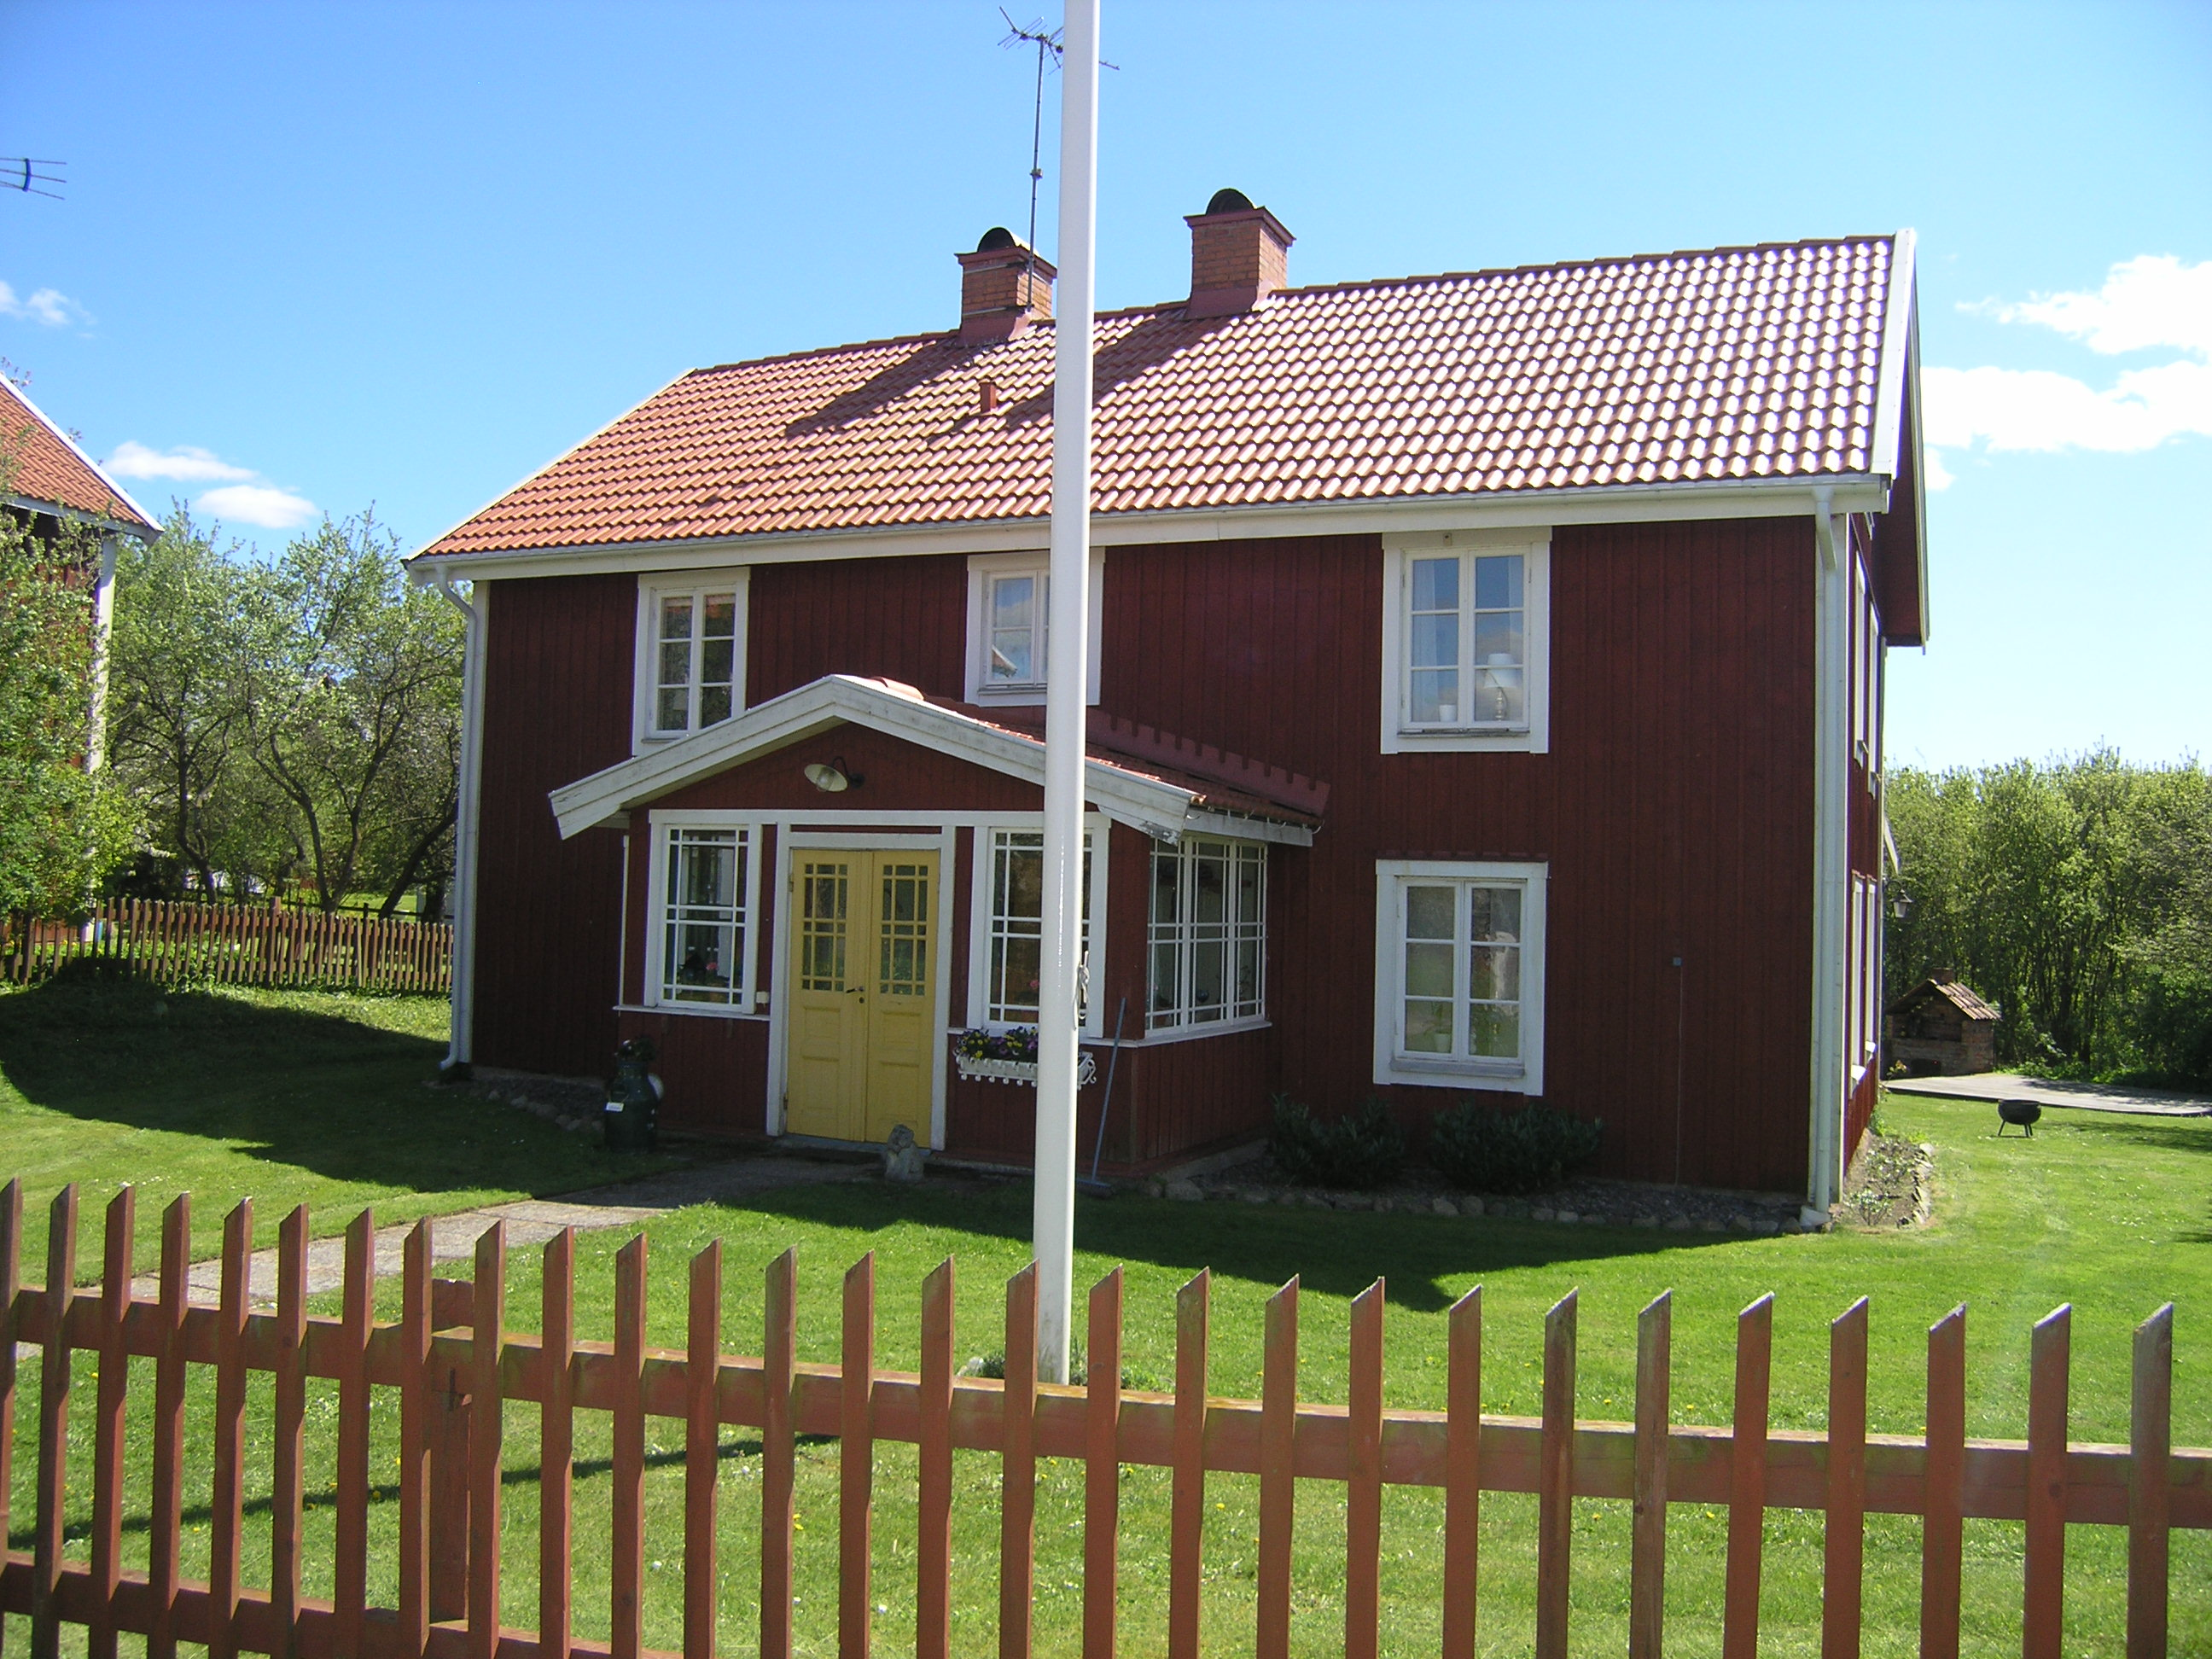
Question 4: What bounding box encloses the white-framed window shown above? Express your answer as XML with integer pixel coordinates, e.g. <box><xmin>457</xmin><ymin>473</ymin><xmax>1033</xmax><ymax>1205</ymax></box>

<box><xmin>966</xmin><ymin>821</ymin><xmax>1107</xmax><ymax>1034</ymax></box>
<box><xmin>1373</xmin><ymin>859</ymin><xmax>1546</xmax><ymax>1091</ymax></box>
<box><xmin>649</xmin><ymin>819</ymin><xmax>760</xmax><ymax>1013</ymax></box>
<box><xmin>635</xmin><ymin>569</ymin><xmax>749</xmax><ymax>748</ymax></box>
<box><xmin>1849</xmin><ymin>874</ymin><xmax>1881</xmax><ymax>1074</ymax></box>
<box><xmin>1379</xmin><ymin>532</ymin><xmax>1550</xmax><ymax>754</ymax></box>
<box><xmin>964</xmin><ymin>550</ymin><xmax>1104</xmax><ymax>706</ymax></box>
<box><xmin>1148</xmin><ymin>836</ymin><xmax>1266</xmax><ymax>1033</ymax></box>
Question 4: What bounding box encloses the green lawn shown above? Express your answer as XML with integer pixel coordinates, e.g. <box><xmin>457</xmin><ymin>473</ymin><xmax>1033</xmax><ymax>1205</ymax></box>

<box><xmin>1</xmin><ymin>977</ymin><xmax>2205</xmax><ymax>1654</ymax></box>
<box><xmin>0</xmin><ymin>969</ymin><xmax>672</xmax><ymax>1280</ymax></box>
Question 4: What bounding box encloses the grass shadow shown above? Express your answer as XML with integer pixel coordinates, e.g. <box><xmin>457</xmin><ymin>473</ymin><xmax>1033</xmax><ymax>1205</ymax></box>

<box><xmin>731</xmin><ymin>1174</ymin><xmax>1747</xmax><ymax>1314</ymax></box>
<box><xmin>0</xmin><ymin>970</ymin><xmax>667</xmax><ymax>1204</ymax></box>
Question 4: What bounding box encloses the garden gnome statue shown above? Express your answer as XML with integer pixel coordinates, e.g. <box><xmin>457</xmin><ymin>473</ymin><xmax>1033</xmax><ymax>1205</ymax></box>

<box><xmin>882</xmin><ymin>1123</ymin><xmax>928</xmax><ymax>1183</ymax></box>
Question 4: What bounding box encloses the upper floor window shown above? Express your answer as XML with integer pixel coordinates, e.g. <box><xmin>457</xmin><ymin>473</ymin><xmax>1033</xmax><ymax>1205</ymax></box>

<box><xmin>1149</xmin><ymin>835</ymin><xmax>1266</xmax><ymax>1033</ymax></box>
<box><xmin>1379</xmin><ymin>533</ymin><xmax>1550</xmax><ymax>754</ymax></box>
<box><xmin>965</xmin><ymin>550</ymin><xmax>1104</xmax><ymax>707</ymax></box>
<box><xmin>1372</xmin><ymin>859</ymin><xmax>1546</xmax><ymax>1091</ymax></box>
<box><xmin>636</xmin><ymin>570</ymin><xmax>749</xmax><ymax>748</ymax></box>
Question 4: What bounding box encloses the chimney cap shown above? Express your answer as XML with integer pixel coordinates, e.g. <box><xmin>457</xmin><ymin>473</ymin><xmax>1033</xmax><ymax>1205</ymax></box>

<box><xmin>975</xmin><ymin>225</ymin><xmax>1021</xmax><ymax>253</ymax></box>
<box><xmin>1202</xmin><ymin>187</ymin><xmax>1254</xmax><ymax>216</ymax></box>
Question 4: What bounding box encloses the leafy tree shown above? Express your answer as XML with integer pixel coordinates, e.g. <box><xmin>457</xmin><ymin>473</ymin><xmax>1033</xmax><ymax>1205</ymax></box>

<box><xmin>0</xmin><ymin>489</ymin><xmax>140</xmax><ymax>917</ymax></box>
<box><xmin>1887</xmin><ymin>752</ymin><xmax>2212</xmax><ymax>1083</ymax></box>
<box><xmin>235</xmin><ymin>512</ymin><xmax>463</xmax><ymax>915</ymax></box>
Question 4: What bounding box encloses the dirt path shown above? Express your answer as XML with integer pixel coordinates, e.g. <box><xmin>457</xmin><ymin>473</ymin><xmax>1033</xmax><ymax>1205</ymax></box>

<box><xmin>126</xmin><ymin>1155</ymin><xmax>873</xmax><ymax>1307</ymax></box>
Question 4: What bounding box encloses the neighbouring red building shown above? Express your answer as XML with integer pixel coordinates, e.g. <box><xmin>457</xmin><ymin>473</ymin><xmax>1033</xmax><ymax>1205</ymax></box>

<box><xmin>410</xmin><ymin>194</ymin><xmax>1926</xmax><ymax>1211</ymax></box>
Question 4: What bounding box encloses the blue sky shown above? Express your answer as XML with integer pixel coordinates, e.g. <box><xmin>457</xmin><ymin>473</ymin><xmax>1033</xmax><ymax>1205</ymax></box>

<box><xmin>3</xmin><ymin>1</ymin><xmax>2206</xmax><ymax>770</ymax></box>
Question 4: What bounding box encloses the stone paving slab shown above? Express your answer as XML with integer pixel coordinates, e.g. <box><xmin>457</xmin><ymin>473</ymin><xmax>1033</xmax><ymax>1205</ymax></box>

<box><xmin>128</xmin><ymin>1155</ymin><xmax>874</xmax><ymax>1307</ymax></box>
<box><xmin>1885</xmin><ymin>1073</ymin><xmax>2212</xmax><ymax>1117</ymax></box>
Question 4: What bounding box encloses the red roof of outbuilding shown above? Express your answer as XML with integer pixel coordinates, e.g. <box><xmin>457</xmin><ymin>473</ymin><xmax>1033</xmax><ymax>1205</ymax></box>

<box><xmin>0</xmin><ymin>381</ymin><xmax>158</xmax><ymax>535</ymax></box>
<box><xmin>422</xmin><ymin>235</ymin><xmax>1907</xmax><ymax>559</ymax></box>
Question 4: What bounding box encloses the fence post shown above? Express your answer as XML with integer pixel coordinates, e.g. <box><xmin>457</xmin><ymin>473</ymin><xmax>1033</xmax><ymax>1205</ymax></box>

<box><xmin>1000</xmin><ymin>1262</ymin><xmax>1039</xmax><ymax>1659</ymax></box>
<box><xmin>612</xmin><ymin>1237</ymin><xmax>648</xmax><ymax>1659</ymax></box>
<box><xmin>541</xmin><ymin>1229</ymin><xmax>577</xmax><ymax>1659</ymax></box>
<box><xmin>1823</xmin><ymin>1298</ymin><xmax>1869</xmax><ymax>1659</ymax></box>
<box><xmin>1723</xmin><ymin>1293</ymin><xmax>1774</xmax><ymax>1659</ymax></box>
<box><xmin>273</xmin><ymin>1208</ymin><xmax>310</xmax><ymax>1659</ymax></box>
<box><xmin>335</xmin><ymin>1210</ymin><xmax>375</xmax><ymax>1659</ymax></box>
<box><xmin>399</xmin><ymin>1222</ymin><xmax>433</xmax><ymax>1656</ymax></box>
<box><xmin>1084</xmin><ymin>1267</ymin><xmax>1123</xmax><ymax>1659</ymax></box>
<box><xmin>1257</xmin><ymin>1277</ymin><xmax>1299</xmax><ymax>1659</ymax></box>
<box><xmin>2129</xmin><ymin>1302</ymin><xmax>2174</xmax><ymax>1658</ymax></box>
<box><xmin>207</xmin><ymin>1200</ymin><xmax>252</xmax><ymax>1659</ymax></box>
<box><xmin>1632</xmin><ymin>1290</ymin><xmax>1671</xmax><ymax>1659</ymax></box>
<box><xmin>30</xmin><ymin>1185</ymin><xmax>75</xmax><ymax>1659</ymax></box>
<box><xmin>1347</xmin><ymin>1279</ymin><xmax>1385</xmax><ymax>1659</ymax></box>
<box><xmin>89</xmin><ymin>1187</ymin><xmax>133</xmax><ymax>1659</ymax></box>
<box><xmin>428</xmin><ymin>1282</ymin><xmax>473</xmax><ymax>1624</ymax></box>
<box><xmin>1442</xmin><ymin>1285</ymin><xmax>1482</xmax><ymax>1659</ymax></box>
<box><xmin>917</xmin><ymin>1259</ymin><xmax>954</xmax><ymax>1659</ymax></box>
<box><xmin>148</xmin><ymin>1196</ymin><xmax>189</xmax><ymax>1659</ymax></box>
<box><xmin>2024</xmin><ymin>1306</ymin><xmax>2072</xmax><ymax>1659</ymax></box>
<box><xmin>686</xmin><ymin>1242</ymin><xmax>724</xmax><ymax>1659</ymax></box>
<box><xmin>0</xmin><ymin>1182</ymin><xmax>20</xmax><ymax>1653</ymax></box>
<box><xmin>1536</xmin><ymin>1289</ymin><xmax>1577</xmax><ymax>1659</ymax></box>
<box><xmin>841</xmin><ymin>1252</ymin><xmax>876</xmax><ymax>1659</ymax></box>
<box><xmin>762</xmin><ymin>1248</ymin><xmax>798</xmax><ymax>1659</ymax></box>
<box><xmin>1168</xmin><ymin>1268</ymin><xmax>1211</xmax><ymax>1659</ymax></box>
<box><xmin>469</xmin><ymin>1225</ymin><xmax>507</xmax><ymax>1659</ymax></box>
<box><xmin>1921</xmin><ymin>1306</ymin><xmax>1966</xmax><ymax>1659</ymax></box>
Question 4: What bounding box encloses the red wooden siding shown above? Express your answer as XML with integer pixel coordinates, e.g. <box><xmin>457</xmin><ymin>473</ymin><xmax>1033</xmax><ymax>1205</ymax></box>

<box><xmin>475</xmin><ymin>514</ymin><xmax>1835</xmax><ymax>1192</ymax></box>
<box><xmin>1095</xmin><ymin>520</ymin><xmax>1816</xmax><ymax>1193</ymax></box>
<box><xmin>474</xmin><ymin>576</ymin><xmax>636</xmax><ymax>1079</ymax></box>
<box><xmin>747</xmin><ymin>554</ymin><xmax>969</xmax><ymax>706</ymax></box>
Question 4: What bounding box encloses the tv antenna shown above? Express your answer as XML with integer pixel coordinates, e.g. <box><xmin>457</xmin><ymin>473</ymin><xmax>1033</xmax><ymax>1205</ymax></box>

<box><xmin>998</xmin><ymin>12</ymin><xmax>1115</xmax><ymax>275</ymax></box>
<box><xmin>0</xmin><ymin>159</ymin><xmax>64</xmax><ymax>201</ymax></box>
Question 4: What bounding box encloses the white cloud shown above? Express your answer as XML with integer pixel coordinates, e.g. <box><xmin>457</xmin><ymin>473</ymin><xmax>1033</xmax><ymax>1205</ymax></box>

<box><xmin>197</xmin><ymin>483</ymin><xmax>320</xmax><ymax>530</ymax></box>
<box><xmin>1970</xmin><ymin>254</ymin><xmax>2212</xmax><ymax>358</ymax></box>
<box><xmin>1924</xmin><ymin>256</ymin><xmax>2212</xmax><ymax>474</ymax></box>
<box><xmin>102</xmin><ymin>440</ymin><xmax>258</xmax><ymax>484</ymax></box>
<box><xmin>0</xmin><ymin>281</ymin><xmax>88</xmax><ymax>328</ymax></box>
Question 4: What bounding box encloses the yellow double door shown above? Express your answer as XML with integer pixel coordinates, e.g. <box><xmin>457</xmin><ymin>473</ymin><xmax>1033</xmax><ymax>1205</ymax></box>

<box><xmin>783</xmin><ymin>849</ymin><xmax>940</xmax><ymax>1144</ymax></box>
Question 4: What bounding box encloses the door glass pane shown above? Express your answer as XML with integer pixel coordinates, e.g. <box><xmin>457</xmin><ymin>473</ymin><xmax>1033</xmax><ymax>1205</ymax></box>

<box><xmin>877</xmin><ymin>863</ymin><xmax>929</xmax><ymax>996</ymax></box>
<box><xmin>799</xmin><ymin>864</ymin><xmax>848</xmax><ymax>991</ymax></box>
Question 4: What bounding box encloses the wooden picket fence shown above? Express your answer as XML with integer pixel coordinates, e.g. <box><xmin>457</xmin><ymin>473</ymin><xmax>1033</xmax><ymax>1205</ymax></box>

<box><xmin>3</xmin><ymin>898</ymin><xmax>451</xmax><ymax>992</ymax></box>
<box><xmin>0</xmin><ymin>1179</ymin><xmax>2203</xmax><ymax>1659</ymax></box>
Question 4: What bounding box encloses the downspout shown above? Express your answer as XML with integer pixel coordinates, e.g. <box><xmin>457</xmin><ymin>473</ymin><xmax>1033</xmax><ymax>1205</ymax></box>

<box><xmin>434</xmin><ymin>568</ymin><xmax>486</xmax><ymax>1079</ymax></box>
<box><xmin>85</xmin><ymin>534</ymin><xmax>118</xmax><ymax>773</ymax></box>
<box><xmin>1806</xmin><ymin>487</ymin><xmax>1850</xmax><ymax>1220</ymax></box>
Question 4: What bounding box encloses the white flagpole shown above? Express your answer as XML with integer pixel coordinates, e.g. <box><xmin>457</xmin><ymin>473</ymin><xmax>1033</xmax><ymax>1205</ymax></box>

<box><xmin>1034</xmin><ymin>0</ymin><xmax>1099</xmax><ymax>1387</ymax></box>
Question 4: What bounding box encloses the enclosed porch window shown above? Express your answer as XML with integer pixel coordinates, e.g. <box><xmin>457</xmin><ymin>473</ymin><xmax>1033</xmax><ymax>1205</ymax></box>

<box><xmin>1148</xmin><ymin>836</ymin><xmax>1266</xmax><ymax>1032</ymax></box>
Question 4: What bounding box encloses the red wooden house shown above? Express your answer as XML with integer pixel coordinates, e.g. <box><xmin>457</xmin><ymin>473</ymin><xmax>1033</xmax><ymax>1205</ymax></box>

<box><xmin>409</xmin><ymin>195</ymin><xmax>1926</xmax><ymax>1212</ymax></box>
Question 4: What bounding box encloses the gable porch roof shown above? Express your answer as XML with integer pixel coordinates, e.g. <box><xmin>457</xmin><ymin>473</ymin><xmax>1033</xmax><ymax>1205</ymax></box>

<box><xmin>549</xmin><ymin>674</ymin><xmax>1324</xmax><ymax>846</ymax></box>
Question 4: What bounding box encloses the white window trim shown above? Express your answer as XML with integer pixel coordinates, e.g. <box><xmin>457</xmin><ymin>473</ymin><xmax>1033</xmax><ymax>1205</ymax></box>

<box><xmin>963</xmin><ymin>812</ymin><xmax>1112</xmax><ymax>1037</ymax></box>
<box><xmin>964</xmin><ymin>550</ymin><xmax>1104</xmax><ymax>707</ymax></box>
<box><xmin>634</xmin><ymin>568</ymin><xmax>751</xmax><ymax>753</ymax></box>
<box><xmin>642</xmin><ymin>814</ymin><xmax>763</xmax><ymax>1017</ymax></box>
<box><xmin>1372</xmin><ymin>859</ymin><xmax>1547</xmax><ymax>1092</ymax></box>
<box><xmin>1378</xmin><ymin>530</ymin><xmax>1550</xmax><ymax>754</ymax></box>
<box><xmin>1147</xmin><ymin>835</ymin><xmax>1269</xmax><ymax>1034</ymax></box>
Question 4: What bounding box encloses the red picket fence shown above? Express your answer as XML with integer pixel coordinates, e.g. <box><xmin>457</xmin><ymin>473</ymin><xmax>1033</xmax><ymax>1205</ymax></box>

<box><xmin>0</xmin><ymin>1179</ymin><xmax>2202</xmax><ymax>1659</ymax></box>
<box><xmin>3</xmin><ymin>898</ymin><xmax>450</xmax><ymax>992</ymax></box>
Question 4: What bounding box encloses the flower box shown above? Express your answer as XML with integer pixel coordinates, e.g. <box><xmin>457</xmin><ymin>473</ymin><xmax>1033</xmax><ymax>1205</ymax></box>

<box><xmin>954</xmin><ymin>1051</ymin><xmax>1098</xmax><ymax>1087</ymax></box>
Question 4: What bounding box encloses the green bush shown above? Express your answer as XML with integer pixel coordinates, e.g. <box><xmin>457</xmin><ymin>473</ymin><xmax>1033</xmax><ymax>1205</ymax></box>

<box><xmin>1267</xmin><ymin>1095</ymin><xmax>1407</xmax><ymax>1190</ymax></box>
<box><xmin>1429</xmin><ymin>1098</ymin><xmax>1604</xmax><ymax>1194</ymax></box>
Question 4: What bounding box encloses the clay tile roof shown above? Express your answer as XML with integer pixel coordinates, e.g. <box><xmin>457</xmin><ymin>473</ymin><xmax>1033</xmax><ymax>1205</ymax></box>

<box><xmin>422</xmin><ymin>235</ymin><xmax>1903</xmax><ymax>560</ymax></box>
<box><xmin>954</xmin><ymin>701</ymin><xmax>1328</xmax><ymax>825</ymax></box>
<box><xmin>0</xmin><ymin>381</ymin><xmax>158</xmax><ymax>535</ymax></box>
<box><xmin>1889</xmin><ymin>977</ymin><xmax>2001</xmax><ymax>1022</ymax></box>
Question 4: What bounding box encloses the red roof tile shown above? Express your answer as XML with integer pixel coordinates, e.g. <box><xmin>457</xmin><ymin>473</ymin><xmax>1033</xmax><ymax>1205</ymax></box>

<box><xmin>0</xmin><ymin>381</ymin><xmax>158</xmax><ymax>534</ymax></box>
<box><xmin>423</xmin><ymin>236</ymin><xmax>1903</xmax><ymax>559</ymax></box>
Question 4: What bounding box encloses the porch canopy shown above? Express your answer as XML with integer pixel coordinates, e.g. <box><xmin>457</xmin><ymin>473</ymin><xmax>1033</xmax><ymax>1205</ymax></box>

<box><xmin>548</xmin><ymin>674</ymin><xmax>1326</xmax><ymax>843</ymax></box>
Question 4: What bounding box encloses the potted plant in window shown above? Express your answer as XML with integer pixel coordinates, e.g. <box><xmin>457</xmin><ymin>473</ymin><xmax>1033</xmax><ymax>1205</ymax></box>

<box><xmin>953</xmin><ymin>1026</ymin><xmax>1097</xmax><ymax>1086</ymax></box>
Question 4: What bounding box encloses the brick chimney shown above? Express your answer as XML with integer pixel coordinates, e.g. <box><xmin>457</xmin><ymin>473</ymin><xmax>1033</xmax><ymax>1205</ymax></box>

<box><xmin>958</xmin><ymin>226</ymin><xmax>1055</xmax><ymax>343</ymax></box>
<box><xmin>1185</xmin><ymin>188</ymin><xmax>1294</xmax><ymax>317</ymax></box>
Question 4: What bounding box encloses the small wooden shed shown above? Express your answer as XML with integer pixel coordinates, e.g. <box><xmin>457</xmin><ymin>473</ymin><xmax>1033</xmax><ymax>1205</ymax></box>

<box><xmin>1884</xmin><ymin>972</ymin><xmax>2000</xmax><ymax>1075</ymax></box>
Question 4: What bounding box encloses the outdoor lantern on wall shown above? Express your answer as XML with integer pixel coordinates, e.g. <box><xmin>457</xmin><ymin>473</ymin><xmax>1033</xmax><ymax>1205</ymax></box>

<box><xmin>804</xmin><ymin>758</ymin><xmax>862</xmax><ymax>793</ymax></box>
